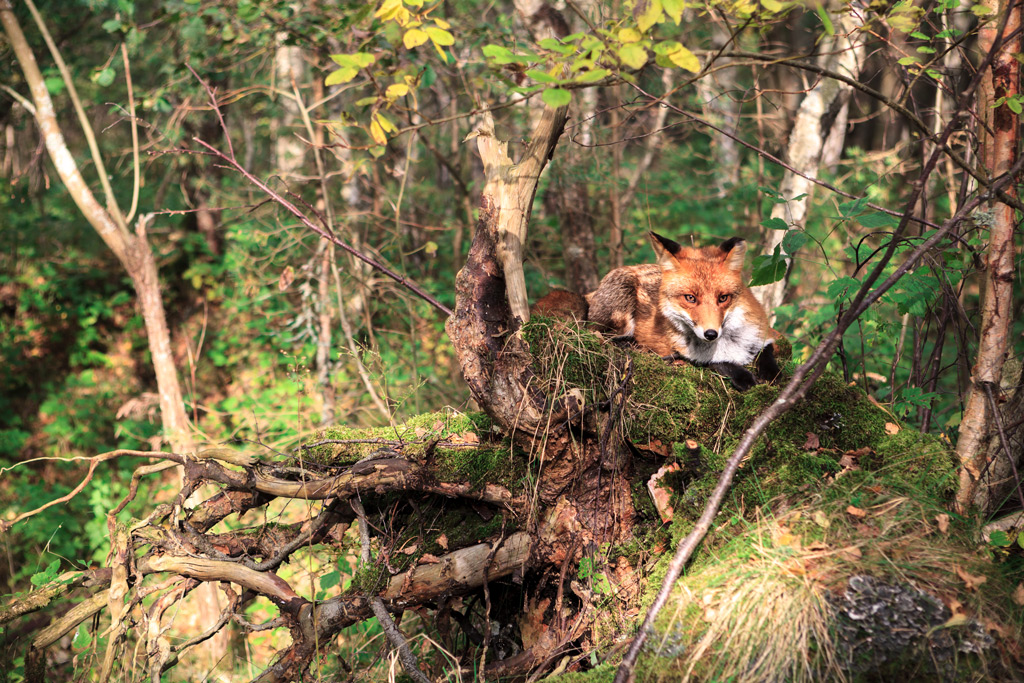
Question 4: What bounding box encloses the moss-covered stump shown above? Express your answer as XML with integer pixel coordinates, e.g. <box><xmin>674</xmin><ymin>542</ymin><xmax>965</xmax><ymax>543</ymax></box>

<box><xmin>524</xmin><ymin>317</ymin><xmax>1021</xmax><ymax>681</ymax></box>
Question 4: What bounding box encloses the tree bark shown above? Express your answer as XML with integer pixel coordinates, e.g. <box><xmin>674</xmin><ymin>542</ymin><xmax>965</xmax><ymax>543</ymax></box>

<box><xmin>955</xmin><ymin>0</ymin><xmax>1022</xmax><ymax>512</ymax></box>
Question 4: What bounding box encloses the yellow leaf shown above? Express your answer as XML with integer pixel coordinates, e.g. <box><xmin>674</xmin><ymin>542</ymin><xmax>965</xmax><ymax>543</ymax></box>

<box><xmin>761</xmin><ymin>0</ymin><xmax>783</xmax><ymax>11</ymax></box>
<box><xmin>636</xmin><ymin>0</ymin><xmax>664</xmax><ymax>32</ymax></box>
<box><xmin>404</xmin><ymin>28</ymin><xmax>429</xmax><ymax>49</ymax></box>
<box><xmin>374</xmin><ymin>0</ymin><xmax>402</xmax><ymax>19</ymax></box>
<box><xmin>386</xmin><ymin>83</ymin><xmax>410</xmax><ymax>99</ymax></box>
<box><xmin>375</xmin><ymin>111</ymin><xmax>397</xmax><ymax>133</ymax></box>
<box><xmin>433</xmin><ymin>17</ymin><xmax>451</xmax><ymax>29</ymax></box>
<box><xmin>619</xmin><ymin>28</ymin><xmax>642</xmax><ymax>43</ymax></box>
<box><xmin>369</xmin><ymin>118</ymin><xmax>387</xmax><ymax>145</ymax></box>
<box><xmin>666</xmin><ymin>44</ymin><xmax>700</xmax><ymax>73</ymax></box>
<box><xmin>618</xmin><ymin>43</ymin><xmax>648</xmax><ymax>70</ymax></box>
<box><xmin>325</xmin><ymin>66</ymin><xmax>358</xmax><ymax>86</ymax></box>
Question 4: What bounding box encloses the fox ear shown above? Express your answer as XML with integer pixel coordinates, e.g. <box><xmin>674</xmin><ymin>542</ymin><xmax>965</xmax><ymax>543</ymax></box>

<box><xmin>719</xmin><ymin>237</ymin><xmax>747</xmax><ymax>272</ymax></box>
<box><xmin>650</xmin><ymin>232</ymin><xmax>683</xmax><ymax>268</ymax></box>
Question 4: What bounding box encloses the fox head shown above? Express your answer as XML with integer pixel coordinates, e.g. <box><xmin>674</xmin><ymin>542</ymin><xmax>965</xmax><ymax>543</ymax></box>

<box><xmin>649</xmin><ymin>232</ymin><xmax>747</xmax><ymax>343</ymax></box>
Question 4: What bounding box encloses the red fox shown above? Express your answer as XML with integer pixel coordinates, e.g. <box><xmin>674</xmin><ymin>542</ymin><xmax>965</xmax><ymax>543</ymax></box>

<box><xmin>585</xmin><ymin>232</ymin><xmax>780</xmax><ymax>391</ymax></box>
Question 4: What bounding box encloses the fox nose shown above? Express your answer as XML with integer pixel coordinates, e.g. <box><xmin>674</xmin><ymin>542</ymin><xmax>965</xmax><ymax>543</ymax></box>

<box><xmin>704</xmin><ymin>329</ymin><xmax>719</xmax><ymax>341</ymax></box>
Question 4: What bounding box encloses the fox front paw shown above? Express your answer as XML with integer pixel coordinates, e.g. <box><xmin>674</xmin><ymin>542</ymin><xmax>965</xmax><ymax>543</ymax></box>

<box><xmin>710</xmin><ymin>362</ymin><xmax>757</xmax><ymax>391</ymax></box>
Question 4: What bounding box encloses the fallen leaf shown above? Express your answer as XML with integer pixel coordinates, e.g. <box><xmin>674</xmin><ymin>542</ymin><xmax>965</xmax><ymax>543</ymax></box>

<box><xmin>774</xmin><ymin>532</ymin><xmax>801</xmax><ymax>549</ymax></box>
<box><xmin>418</xmin><ymin>553</ymin><xmax>441</xmax><ymax>564</ymax></box>
<box><xmin>956</xmin><ymin>566</ymin><xmax>988</xmax><ymax>591</ymax></box>
<box><xmin>647</xmin><ymin>462</ymin><xmax>681</xmax><ymax>524</ymax></box>
<box><xmin>414</xmin><ymin>427</ymin><xmax>428</xmax><ymax>437</ymax></box>
<box><xmin>1013</xmin><ymin>583</ymin><xmax>1024</xmax><ymax>606</ymax></box>
<box><xmin>884</xmin><ymin>422</ymin><xmax>900</xmax><ymax>435</ymax></box>
<box><xmin>812</xmin><ymin>510</ymin><xmax>831</xmax><ymax>528</ymax></box>
<box><xmin>803</xmin><ymin>432</ymin><xmax>820</xmax><ymax>450</ymax></box>
<box><xmin>436</xmin><ymin>533</ymin><xmax>449</xmax><ymax>551</ymax></box>
<box><xmin>806</xmin><ymin>541</ymin><xmax>829</xmax><ymax>552</ymax></box>
<box><xmin>935</xmin><ymin>513</ymin><xmax>950</xmax><ymax>534</ymax></box>
<box><xmin>455</xmin><ymin>431</ymin><xmax>479</xmax><ymax>444</ymax></box>
<box><xmin>400</xmin><ymin>543</ymin><xmax>419</xmax><ymax>555</ymax></box>
<box><xmin>846</xmin><ymin>505</ymin><xmax>867</xmax><ymax>518</ymax></box>
<box><xmin>432</xmin><ymin>420</ymin><xmax>444</xmax><ymax>431</ymax></box>
<box><xmin>944</xmin><ymin>613</ymin><xmax>969</xmax><ymax>627</ymax></box>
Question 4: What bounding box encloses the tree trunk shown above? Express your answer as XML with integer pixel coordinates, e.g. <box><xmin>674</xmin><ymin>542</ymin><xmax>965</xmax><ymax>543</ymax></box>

<box><xmin>0</xmin><ymin>0</ymin><xmax>228</xmax><ymax>662</ymax></box>
<box><xmin>955</xmin><ymin>0</ymin><xmax>1021</xmax><ymax>512</ymax></box>
<box><xmin>751</xmin><ymin>3</ymin><xmax>866</xmax><ymax>318</ymax></box>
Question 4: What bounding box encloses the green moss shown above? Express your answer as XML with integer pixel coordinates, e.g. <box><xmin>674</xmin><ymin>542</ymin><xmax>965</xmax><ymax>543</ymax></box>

<box><xmin>301</xmin><ymin>408</ymin><xmax>493</xmax><ymax>464</ymax></box>
<box><xmin>548</xmin><ymin>661</ymin><xmax>617</xmax><ymax>682</ymax></box>
<box><xmin>433</xmin><ymin>442</ymin><xmax>528</xmax><ymax>490</ymax></box>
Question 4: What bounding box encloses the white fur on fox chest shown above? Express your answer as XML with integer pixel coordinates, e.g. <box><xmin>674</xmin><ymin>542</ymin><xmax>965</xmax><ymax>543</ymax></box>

<box><xmin>661</xmin><ymin>304</ymin><xmax>771</xmax><ymax>365</ymax></box>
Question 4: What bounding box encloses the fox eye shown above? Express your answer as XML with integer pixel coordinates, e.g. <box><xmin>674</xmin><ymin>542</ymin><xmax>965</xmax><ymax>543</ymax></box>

<box><xmin>718</xmin><ymin>293</ymin><xmax>731</xmax><ymax>304</ymax></box>
<box><xmin>683</xmin><ymin>294</ymin><xmax>697</xmax><ymax>304</ymax></box>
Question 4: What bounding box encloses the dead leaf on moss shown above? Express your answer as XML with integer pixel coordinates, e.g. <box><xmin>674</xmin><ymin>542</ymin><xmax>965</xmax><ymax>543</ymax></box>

<box><xmin>806</xmin><ymin>541</ymin><xmax>829</xmax><ymax>552</ymax></box>
<box><xmin>956</xmin><ymin>566</ymin><xmax>988</xmax><ymax>591</ymax></box>
<box><xmin>935</xmin><ymin>513</ymin><xmax>950</xmax><ymax>534</ymax></box>
<box><xmin>846</xmin><ymin>505</ymin><xmax>867</xmax><ymax>518</ymax></box>
<box><xmin>812</xmin><ymin>510</ymin><xmax>831</xmax><ymax>528</ymax></box>
<box><xmin>1013</xmin><ymin>583</ymin><xmax>1024</xmax><ymax>606</ymax></box>
<box><xmin>400</xmin><ymin>543</ymin><xmax>419</xmax><ymax>555</ymax></box>
<box><xmin>436</xmin><ymin>533</ymin><xmax>449</xmax><ymax>550</ymax></box>
<box><xmin>432</xmin><ymin>420</ymin><xmax>444</xmax><ymax>432</ymax></box>
<box><xmin>418</xmin><ymin>553</ymin><xmax>441</xmax><ymax>565</ymax></box>
<box><xmin>414</xmin><ymin>427</ymin><xmax>428</xmax><ymax>438</ymax></box>
<box><xmin>449</xmin><ymin>431</ymin><xmax>479</xmax><ymax>444</ymax></box>
<box><xmin>884</xmin><ymin>422</ymin><xmax>900</xmax><ymax>435</ymax></box>
<box><xmin>803</xmin><ymin>432</ymin><xmax>820</xmax><ymax>450</ymax></box>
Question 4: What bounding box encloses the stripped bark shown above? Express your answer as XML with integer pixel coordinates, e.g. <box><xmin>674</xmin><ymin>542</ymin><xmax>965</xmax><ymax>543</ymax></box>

<box><xmin>955</xmin><ymin>0</ymin><xmax>1022</xmax><ymax>512</ymax></box>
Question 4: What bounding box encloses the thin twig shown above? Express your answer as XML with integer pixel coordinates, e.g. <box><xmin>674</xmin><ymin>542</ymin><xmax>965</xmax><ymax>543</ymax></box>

<box><xmin>121</xmin><ymin>42</ymin><xmax>140</xmax><ymax>225</ymax></box>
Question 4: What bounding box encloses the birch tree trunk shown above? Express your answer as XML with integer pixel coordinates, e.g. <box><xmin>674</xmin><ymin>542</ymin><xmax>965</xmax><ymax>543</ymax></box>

<box><xmin>751</xmin><ymin>3</ymin><xmax>866</xmax><ymax>318</ymax></box>
<box><xmin>955</xmin><ymin>0</ymin><xmax>1022</xmax><ymax>512</ymax></box>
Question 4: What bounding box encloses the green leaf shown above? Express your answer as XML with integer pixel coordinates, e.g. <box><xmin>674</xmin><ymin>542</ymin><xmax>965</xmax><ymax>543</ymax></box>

<box><xmin>542</xmin><ymin>88</ymin><xmax>572</xmax><ymax>108</ymax></box>
<box><xmin>92</xmin><ymin>68</ymin><xmax>116</xmax><ymax>88</ymax></box>
<box><xmin>1008</xmin><ymin>97</ymin><xmax>1023</xmax><ymax>114</ymax></box>
<box><xmin>72</xmin><ymin>623</ymin><xmax>93</xmax><ymax>649</ymax></box>
<box><xmin>421</xmin><ymin>63</ymin><xmax>437</xmax><ymax>87</ymax></box>
<box><xmin>989</xmin><ymin>530</ymin><xmax>1012</xmax><ymax>547</ymax></box>
<box><xmin>826</xmin><ymin>276</ymin><xmax>860</xmax><ymax>301</ymax></box>
<box><xmin>816</xmin><ymin>5</ymin><xmax>834</xmax><ymax>35</ymax></box>
<box><xmin>858</xmin><ymin>212</ymin><xmax>899</xmax><ymax>228</ymax></box>
<box><xmin>482</xmin><ymin>44</ymin><xmax>514</xmax><ymax>63</ymax></box>
<box><xmin>898</xmin><ymin>56</ymin><xmax>918</xmax><ymax>66</ymax></box>
<box><xmin>761</xmin><ymin>0</ymin><xmax>784</xmax><ymax>11</ymax></box>
<box><xmin>617</xmin><ymin>43</ymin><xmax>648</xmax><ymax>70</ymax></box>
<box><xmin>576</xmin><ymin>68</ymin><xmax>610</xmax><ymax>83</ymax></box>
<box><xmin>782</xmin><ymin>229</ymin><xmax>808</xmax><ymax>254</ymax></box>
<box><xmin>749</xmin><ymin>246</ymin><xmax>788</xmax><ymax>286</ymax></box>
<box><xmin>30</xmin><ymin>559</ymin><xmax>60</xmax><ymax>586</ymax></box>
<box><xmin>44</xmin><ymin>76</ymin><xmax>66</xmax><ymax>96</ymax></box>
<box><xmin>425</xmin><ymin>26</ymin><xmax>455</xmax><ymax>46</ymax></box>
<box><xmin>761</xmin><ymin>217</ymin><xmax>788</xmax><ymax>231</ymax></box>
<box><xmin>526</xmin><ymin>68</ymin><xmax>559</xmax><ymax>83</ymax></box>
<box><xmin>838</xmin><ymin>197</ymin><xmax>867</xmax><ymax>217</ymax></box>
<box><xmin>910</xmin><ymin>31</ymin><xmax>929</xmax><ymax>40</ymax></box>
<box><xmin>320</xmin><ymin>570</ymin><xmax>342</xmax><ymax>589</ymax></box>
<box><xmin>102</xmin><ymin>19</ymin><xmax>122</xmax><ymax>32</ymax></box>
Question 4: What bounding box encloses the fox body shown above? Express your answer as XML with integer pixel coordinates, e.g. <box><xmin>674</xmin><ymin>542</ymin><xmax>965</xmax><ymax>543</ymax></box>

<box><xmin>586</xmin><ymin>233</ymin><xmax>780</xmax><ymax>390</ymax></box>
